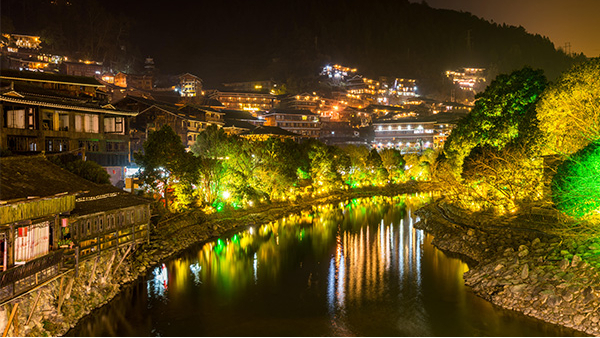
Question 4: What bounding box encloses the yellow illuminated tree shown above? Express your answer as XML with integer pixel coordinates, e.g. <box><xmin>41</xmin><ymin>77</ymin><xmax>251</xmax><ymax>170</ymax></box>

<box><xmin>537</xmin><ymin>57</ymin><xmax>600</xmax><ymax>156</ymax></box>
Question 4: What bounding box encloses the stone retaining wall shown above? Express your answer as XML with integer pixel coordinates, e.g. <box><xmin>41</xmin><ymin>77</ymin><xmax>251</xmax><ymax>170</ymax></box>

<box><xmin>415</xmin><ymin>201</ymin><xmax>599</xmax><ymax>336</ymax></box>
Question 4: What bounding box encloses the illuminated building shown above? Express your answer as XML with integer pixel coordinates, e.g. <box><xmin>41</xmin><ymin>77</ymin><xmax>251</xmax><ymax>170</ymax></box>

<box><xmin>1</xmin><ymin>33</ymin><xmax>42</xmax><ymax>50</ymax></box>
<box><xmin>178</xmin><ymin>73</ymin><xmax>203</xmax><ymax>97</ymax></box>
<box><xmin>263</xmin><ymin>108</ymin><xmax>320</xmax><ymax>138</ymax></box>
<box><xmin>222</xmin><ymin>80</ymin><xmax>277</xmax><ymax>93</ymax></box>
<box><xmin>372</xmin><ymin>116</ymin><xmax>437</xmax><ymax>153</ymax></box>
<box><xmin>390</xmin><ymin>78</ymin><xmax>418</xmax><ymax>98</ymax></box>
<box><xmin>366</xmin><ymin>104</ymin><xmax>417</xmax><ymax>119</ymax></box>
<box><xmin>208</xmin><ymin>90</ymin><xmax>275</xmax><ymax>112</ymax></box>
<box><xmin>320</xmin><ymin>64</ymin><xmax>358</xmax><ymax>83</ymax></box>
<box><xmin>114</xmin><ymin>72</ymin><xmax>153</xmax><ymax>91</ymax></box>
<box><xmin>445</xmin><ymin>67</ymin><xmax>486</xmax><ymax>91</ymax></box>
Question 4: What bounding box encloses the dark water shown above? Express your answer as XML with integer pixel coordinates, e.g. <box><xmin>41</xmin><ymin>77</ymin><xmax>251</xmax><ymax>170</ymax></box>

<box><xmin>68</xmin><ymin>194</ymin><xmax>583</xmax><ymax>336</ymax></box>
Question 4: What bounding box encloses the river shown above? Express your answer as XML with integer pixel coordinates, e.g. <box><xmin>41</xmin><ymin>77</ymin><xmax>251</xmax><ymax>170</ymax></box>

<box><xmin>67</xmin><ymin>194</ymin><xmax>581</xmax><ymax>336</ymax></box>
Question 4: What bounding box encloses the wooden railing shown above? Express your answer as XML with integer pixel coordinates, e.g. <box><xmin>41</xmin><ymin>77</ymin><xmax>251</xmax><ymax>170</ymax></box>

<box><xmin>77</xmin><ymin>223</ymin><xmax>149</xmax><ymax>260</ymax></box>
<box><xmin>0</xmin><ymin>250</ymin><xmax>64</xmax><ymax>303</ymax></box>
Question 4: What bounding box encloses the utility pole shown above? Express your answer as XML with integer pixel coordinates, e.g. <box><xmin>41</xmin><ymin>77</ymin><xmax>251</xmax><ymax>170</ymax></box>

<box><xmin>564</xmin><ymin>42</ymin><xmax>572</xmax><ymax>56</ymax></box>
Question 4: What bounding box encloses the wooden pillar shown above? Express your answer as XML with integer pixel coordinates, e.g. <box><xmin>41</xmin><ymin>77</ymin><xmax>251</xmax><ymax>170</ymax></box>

<box><xmin>88</xmin><ymin>256</ymin><xmax>99</xmax><ymax>288</ymax></box>
<box><xmin>2</xmin><ymin>303</ymin><xmax>18</xmax><ymax>337</ymax></box>
<box><xmin>74</xmin><ymin>246</ymin><xmax>79</xmax><ymax>278</ymax></box>
<box><xmin>113</xmin><ymin>244</ymin><xmax>132</xmax><ymax>275</ymax></box>
<box><xmin>26</xmin><ymin>291</ymin><xmax>42</xmax><ymax>326</ymax></box>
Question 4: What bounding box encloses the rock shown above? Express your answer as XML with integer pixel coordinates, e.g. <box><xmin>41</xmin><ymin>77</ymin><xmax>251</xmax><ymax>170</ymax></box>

<box><xmin>521</xmin><ymin>264</ymin><xmax>529</xmax><ymax>280</ymax></box>
<box><xmin>518</xmin><ymin>248</ymin><xmax>529</xmax><ymax>258</ymax></box>
<box><xmin>571</xmin><ymin>254</ymin><xmax>581</xmax><ymax>267</ymax></box>
<box><xmin>546</xmin><ymin>294</ymin><xmax>562</xmax><ymax>307</ymax></box>
<box><xmin>561</xmin><ymin>290</ymin><xmax>574</xmax><ymax>302</ymax></box>
<box><xmin>510</xmin><ymin>284</ymin><xmax>527</xmax><ymax>293</ymax></box>
<box><xmin>559</xmin><ymin>259</ymin><xmax>570</xmax><ymax>271</ymax></box>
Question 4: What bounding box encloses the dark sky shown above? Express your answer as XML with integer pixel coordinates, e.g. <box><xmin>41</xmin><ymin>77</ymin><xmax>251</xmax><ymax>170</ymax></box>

<box><xmin>414</xmin><ymin>0</ymin><xmax>600</xmax><ymax>57</ymax></box>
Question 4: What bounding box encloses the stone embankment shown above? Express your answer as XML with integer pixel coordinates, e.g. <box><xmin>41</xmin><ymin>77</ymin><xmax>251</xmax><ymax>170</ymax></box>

<box><xmin>415</xmin><ymin>200</ymin><xmax>599</xmax><ymax>336</ymax></box>
<box><xmin>0</xmin><ymin>182</ymin><xmax>431</xmax><ymax>337</ymax></box>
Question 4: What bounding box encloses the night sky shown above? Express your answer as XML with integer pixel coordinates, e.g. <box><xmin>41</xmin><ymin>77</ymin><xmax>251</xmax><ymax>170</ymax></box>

<box><xmin>416</xmin><ymin>0</ymin><xmax>600</xmax><ymax>57</ymax></box>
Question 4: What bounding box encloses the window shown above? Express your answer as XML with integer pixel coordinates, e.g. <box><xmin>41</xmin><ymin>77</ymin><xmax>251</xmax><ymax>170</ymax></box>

<box><xmin>45</xmin><ymin>138</ymin><xmax>69</xmax><ymax>152</ymax></box>
<box><xmin>84</xmin><ymin>114</ymin><xmax>99</xmax><ymax>133</ymax></box>
<box><xmin>26</xmin><ymin>108</ymin><xmax>37</xmax><ymax>130</ymax></box>
<box><xmin>7</xmin><ymin>136</ymin><xmax>37</xmax><ymax>152</ymax></box>
<box><xmin>58</xmin><ymin>112</ymin><xmax>69</xmax><ymax>131</ymax></box>
<box><xmin>75</xmin><ymin>114</ymin><xmax>83</xmax><ymax>132</ymax></box>
<box><xmin>42</xmin><ymin>110</ymin><xmax>54</xmax><ymax>130</ymax></box>
<box><xmin>4</xmin><ymin>108</ymin><xmax>26</xmax><ymax>129</ymax></box>
<box><xmin>78</xmin><ymin>140</ymin><xmax>99</xmax><ymax>152</ymax></box>
<box><xmin>106</xmin><ymin>141</ymin><xmax>126</xmax><ymax>152</ymax></box>
<box><xmin>104</xmin><ymin>116</ymin><xmax>124</xmax><ymax>134</ymax></box>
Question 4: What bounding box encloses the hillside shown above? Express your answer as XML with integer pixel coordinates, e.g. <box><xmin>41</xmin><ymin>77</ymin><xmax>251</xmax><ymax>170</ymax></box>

<box><xmin>2</xmin><ymin>0</ymin><xmax>584</xmax><ymax>97</ymax></box>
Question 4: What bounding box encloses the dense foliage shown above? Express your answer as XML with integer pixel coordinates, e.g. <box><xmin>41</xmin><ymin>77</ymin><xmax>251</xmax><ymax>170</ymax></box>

<box><xmin>137</xmin><ymin>125</ymin><xmax>434</xmax><ymax>213</ymax></box>
<box><xmin>551</xmin><ymin>140</ymin><xmax>600</xmax><ymax>219</ymax></box>
<box><xmin>537</xmin><ymin>57</ymin><xmax>600</xmax><ymax>156</ymax></box>
<box><xmin>443</xmin><ymin>67</ymin><xmax>547</xmax><ymax>174</ymax></box>
<box><xmin>48</xmin><ymin>155</ymin><xmax>110</xmax><ymax>184</ymax></box>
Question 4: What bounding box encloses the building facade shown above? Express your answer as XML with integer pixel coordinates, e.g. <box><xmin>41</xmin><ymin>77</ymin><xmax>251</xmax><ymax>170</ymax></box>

<box><xmin>263</xmin><ymin>109</ymin><xmax>320</xmax><ymax>138</ymax></box>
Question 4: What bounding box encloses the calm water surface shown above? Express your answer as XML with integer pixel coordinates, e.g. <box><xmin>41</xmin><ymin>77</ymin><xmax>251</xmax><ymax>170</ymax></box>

<box><xmin>68</xmin><ymin>194</ymin><xmax>582</xmax><ymax>336</ymax></box>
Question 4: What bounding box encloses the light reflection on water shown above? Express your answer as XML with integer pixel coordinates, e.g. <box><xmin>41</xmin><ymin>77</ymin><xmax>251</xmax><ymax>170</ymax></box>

<box><xmin>67</xmin><ymin>194</ymin><xmax>584</xmax><ymax>337</ymax></box>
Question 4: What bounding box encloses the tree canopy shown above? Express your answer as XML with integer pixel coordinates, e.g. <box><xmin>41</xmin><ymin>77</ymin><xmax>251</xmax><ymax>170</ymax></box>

<box><xmin>536</xmin><ymin>57</ymin><xmax>600</xmax><ymax>157</ymax></box>
<box><xmin>551</xmin><ymin>140</ymin><xmax>600</xmax><ymax>219</ymax></box>
<box><xmin>443</xmin><ymin>66</ymin><xmax>547</xmax><ymax>172</ymax></box>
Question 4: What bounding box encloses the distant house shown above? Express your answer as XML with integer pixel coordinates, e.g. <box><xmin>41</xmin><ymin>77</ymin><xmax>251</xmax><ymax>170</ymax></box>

<box><xmin>372</xmin><ymin>115</ymin><xmax>457</xmax><ymax>153</ymax></box>
<box><xmin>113</xmin><ymin>72</ymin><xmax>153</xmax><ymax>91</ymax></box>
<box><xmin>0</xmin><ymin>80</ymin><xmax>137</xmax><ymax>185</ymax></box>
<box><xmin>263</xmin><ymin>108</ymin><xmax>321</xmax><ymax>138</ymax></box>
<box><xmin>240</xmin><ymin>125</ymin><xmax>299</xmax><ymax>141</ymax></box>
<box><xmin>179</xmin><ymin>73</ymin><xmax>203</xmax><ymax>98</ymax></box>
<box><xmin>0</xmin><ymin>69</ymin><xmax>107</xmax><ymax>101</ymax></box>
<box><xmin>0</xmin><ymin>155</ymin><xmax>150</xmax><ymax>303</ymax></box>
<box><xmin>60</xmin><ymin>61</ymin><xmax>103</xmax><ymax>78</ymax></box>
<box><xmin>113</xmin><ymin>96</ymin><xmax>225</xmax><ymax>152</ymax></box>
<box><xmin>222</xmin><ymin>109</ymin><xmax>264</xmax><ymax>135</ymax></box>
<box><xmin>319</xmin><ymin>121</ymin><xmax>367</xmax><ymax>147</ymax></box>
<box><xmin>208</xmin><ymin>90</ymin><xmax>275</xmax><ymax>112</ymax></box>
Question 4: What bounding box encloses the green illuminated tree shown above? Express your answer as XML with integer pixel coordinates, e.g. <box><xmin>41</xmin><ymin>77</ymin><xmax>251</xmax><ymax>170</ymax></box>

<box><xmin>537</xmin><ymin>57</ymin><xmax>600</xmax><ymax>156</ymax></box>
<box><xmin>551</xmin><ymin>140</ymin><xmax>600</xmax><ymax>219</ymax></box>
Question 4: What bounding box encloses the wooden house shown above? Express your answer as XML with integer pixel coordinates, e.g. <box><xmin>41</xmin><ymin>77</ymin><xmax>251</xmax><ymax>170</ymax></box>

<box><xmin>0</xmin><ymin>155</ymin><xmax>151</xmax><ymax>302</ymax></box>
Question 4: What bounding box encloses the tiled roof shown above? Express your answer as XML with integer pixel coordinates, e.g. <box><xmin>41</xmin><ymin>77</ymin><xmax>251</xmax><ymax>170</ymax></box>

<box><xmin>0</xmin><ymin>83</ymin><xmax>136</xmax><ymax>116</ymax></box>
<box><xmin>242</xmin><ymin>125</ymin><xmax>299</xmax><ymax>137</ymax></box>
<box><xmin>222</xmin><ymin>109</ymin><xmax>258</xmax><ymax>121</ymax></box>
<box><xmin>0</xmin><ymin>155</ymin><xmax>150</xmax><ymax>215</ymax></box>
<box><xmin>264</xmin><ymin>108</ymin><xmax>317</xmax><ymax>116</ymax></box>
<box><xmin>0</xmin><ymin>69</ymin><xmax>102</xmax><ymax>86</ymax></box>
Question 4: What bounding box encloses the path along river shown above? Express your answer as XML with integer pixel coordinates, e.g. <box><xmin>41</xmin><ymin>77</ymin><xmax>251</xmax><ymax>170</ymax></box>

<box><xmin>67</xmin><ymin>194</ymin><xmax>582</xmax><ymax>336</ymax></box>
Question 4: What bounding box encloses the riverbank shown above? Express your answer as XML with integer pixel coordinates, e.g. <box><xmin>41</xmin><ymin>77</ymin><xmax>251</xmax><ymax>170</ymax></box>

<box><xmin>2</xmin><ymin>182</ymin><xmax>431</xmax><ymax>337</ymax></box>
<box><xmin>415</xmin><ymin>199</ymin><xmax>599</xmax><ymax>336</ymax></box>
